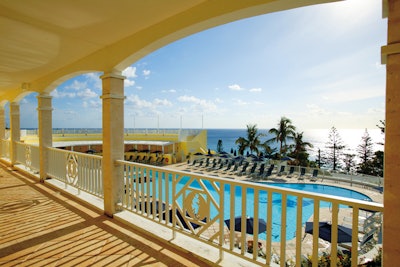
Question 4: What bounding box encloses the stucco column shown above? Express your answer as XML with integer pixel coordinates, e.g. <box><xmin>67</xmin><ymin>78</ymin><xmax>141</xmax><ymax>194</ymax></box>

<box><xmin>37</xmin><ymin>93</ymin><xmax>53</xmax><ymax>182</ymax></box>
<box><xmin>383</xmin><ymin>1</ymin><xmax>400</xmax><ymax>265</ymax></box>
<box><xmin>101</xmin><ymin>72</ymin><xmax>125</xmax><ymax>217</ymax></box>
<box><xmin>10</xmin><ymin>102</ymin><xmax>20</xmax><ymax>166</ymax></box>
<box><xmin>0</xmin><ymin>106</ymin><xmax>5</xmax><ymax>140</ymax></box>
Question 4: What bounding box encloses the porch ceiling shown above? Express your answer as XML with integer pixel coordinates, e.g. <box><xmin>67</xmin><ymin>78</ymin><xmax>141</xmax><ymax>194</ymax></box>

<box><xmin>0</xmin><ymin>0</ymin><xmax>339</xmax><ymax>102</ymax></box>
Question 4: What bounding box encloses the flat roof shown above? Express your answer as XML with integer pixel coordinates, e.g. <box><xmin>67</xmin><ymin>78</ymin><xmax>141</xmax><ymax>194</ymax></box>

<box><xmin>53</xmin><ymin>140</ymin><xmax>175</xmax><ymax>147</ymax></box>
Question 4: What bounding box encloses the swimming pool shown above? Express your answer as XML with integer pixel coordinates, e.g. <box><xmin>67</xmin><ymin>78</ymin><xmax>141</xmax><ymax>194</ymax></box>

<box><xmin>260</xmin><ymin>182</ymin><xmax>372</xmax><ymax>201</ymax></box>
<box><xmin>132</xmin><ymin>174</ymin><xmax>372</xmax><ymax>242</ymax></box>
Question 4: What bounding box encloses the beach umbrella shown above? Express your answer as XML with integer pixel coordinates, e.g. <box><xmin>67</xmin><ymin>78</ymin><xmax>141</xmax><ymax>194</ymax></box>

<box><xmin>281</xmin><ymin>156</ymin><xmax>294</xmax><ymax>161</ymax></box>
<box><xmin>224</xmin><ymin>216</ymin><xmax>267</xmax><ymax>235</ymax></box>
<box><xmin>305</xmin><ymin>222</ymin><xmax>353</xmax><ymax>243</ymax></box>
<box><xmin>194</xmin><ymin>152</ymin><xmax>204</xmax><ymax>155</ymax></box>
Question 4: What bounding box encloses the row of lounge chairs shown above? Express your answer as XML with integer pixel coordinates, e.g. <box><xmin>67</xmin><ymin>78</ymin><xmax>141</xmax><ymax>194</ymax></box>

<box><xmin>125</xmin><ymin>155</ymin><xmax>165</xmax><ymax>165</ymax></box>
<box><xmin>338</xmin><ymin>212</ymin><xmax>382</xmax><ymax>263</ymax></box>
<box><xmin>188</xmin><ymin>158</ymin><xmax>321</xmax><ymax>181</ymax></box>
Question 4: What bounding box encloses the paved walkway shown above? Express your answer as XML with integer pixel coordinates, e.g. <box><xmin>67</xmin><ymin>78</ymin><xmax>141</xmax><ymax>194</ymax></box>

<box><xmin>0</xmin><ymin>163</ymin><xmax>210</xmax><ymax>267</ymax></box>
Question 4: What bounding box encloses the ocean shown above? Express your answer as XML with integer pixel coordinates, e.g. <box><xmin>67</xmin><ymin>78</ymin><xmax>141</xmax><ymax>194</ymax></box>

<box><xmin>206</xmin><ymin>128</ymin><xmax>384</xmax><ymax>161</ymax></box>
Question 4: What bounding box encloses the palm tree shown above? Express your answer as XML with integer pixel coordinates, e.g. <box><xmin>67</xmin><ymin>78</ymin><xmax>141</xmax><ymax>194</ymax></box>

<box><xmin>235</xmin><ymin>136</ymin><xmax>248</xmax><ymax>156</ymax></box>
<box><xmin>289</xmin><ymin>132</ymin><xmax>313</xmax><ymax>165</ymax></box>
<box><xmin>235</xmin><ymin>124</ymin><xmax>264</xmax><ymax>156</ymax></box>
<box><xmin>260</xmin><ymin>141</ymin><xmax>277</xmax><ymax>159</ymax></box>
<box><xmin>267</xmin><ymin>117</ymin><xmax>296</xmax><ymax>158</ymax></box>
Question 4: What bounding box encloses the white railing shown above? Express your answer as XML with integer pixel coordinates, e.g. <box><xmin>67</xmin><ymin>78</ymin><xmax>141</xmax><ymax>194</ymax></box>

<box><xmin>116</xmin><ymin>160</ymin><xmax>383</xmax><ymax>267</ymax></box>
<box><xmin>3</xmin><ymin>139</ymin><xmax>383</xmax><ymax>266</ymax></box>
<box><xmin>0</xmin><ymin>139</ymin><xmax>10</xmax><ymax>159</ymax></box>
<box><xmin>15</xmin><ymin>142</ymin><xmax>40</xmax><ymax>172</ymax></box>
<box><xmin>264</xmin><ymin>163</ymin><xmax>383</xmax><ymax>190</ymax></box>
<box><xmin>47</xmin><ymin>147</ymin><xmax>103</xmax><ymax>198</ymax></box>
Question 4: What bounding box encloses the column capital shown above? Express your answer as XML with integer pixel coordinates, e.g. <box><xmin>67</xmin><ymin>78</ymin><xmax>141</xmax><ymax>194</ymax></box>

<box><xmin>381</xmin><ymin>42</ymin><xmax>400</xmax><ymax>64</ymax></box>
<box><xmin>100</xmin><ymin>94</ymin><xmax>126</xmax><ymax>100</ymax></box>
<box><xmin>36</xmin><ymin>93</ymin><xmax>53</xmax><ymax>100</ymax></box>
<box><xmin>37</xmin><ymin>107</ymin><xmax>54</xmax><ymax>111</ymax></box>
<box><xmin>100</xmin><ymin>72</ymin><xmax>126</xmax><ymax>80</ymax></box>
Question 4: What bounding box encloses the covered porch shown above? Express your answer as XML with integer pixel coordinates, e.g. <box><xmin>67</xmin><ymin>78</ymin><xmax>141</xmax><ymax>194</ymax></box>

<box><xmin>0</xmin><ymin>0</ymin><xmax>398</xmax><ymax>266</ymax></box>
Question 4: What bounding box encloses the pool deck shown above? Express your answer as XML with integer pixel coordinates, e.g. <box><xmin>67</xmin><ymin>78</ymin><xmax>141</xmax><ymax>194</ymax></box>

<box><xmin>168</xmin><ymin>162</ymin><xmax>383</xmax><ymax>204</ymax></box>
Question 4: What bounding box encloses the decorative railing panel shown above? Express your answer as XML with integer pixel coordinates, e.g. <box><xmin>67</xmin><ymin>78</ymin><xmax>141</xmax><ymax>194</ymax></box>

<box><xmin>15</xmin><ymin>142</ymin><xmax>40</xmax><ymax>173</ymax></box>
<box><xmin>48</xmin><ymin>148</ymin><xmax>103</xmax><ymax>197</ymax></box>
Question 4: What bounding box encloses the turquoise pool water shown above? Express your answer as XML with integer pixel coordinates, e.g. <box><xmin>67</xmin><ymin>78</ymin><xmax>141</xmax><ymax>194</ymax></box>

<box><xmin>137</xmin><ymin>174</ymin><xmax>372</xmax><ymax>242</ymax></box>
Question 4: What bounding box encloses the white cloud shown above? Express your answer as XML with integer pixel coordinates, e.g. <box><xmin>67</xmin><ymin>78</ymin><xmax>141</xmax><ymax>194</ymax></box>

<box><xmin>228</xmin><ymin>84</ymin><xmax>244</xmax><ymax>91</ymax></box>
<box><xmin>249</xmin><ymin>87</ymin><xmax>262</xmax><ymax>92</ymax></box>
<box><xmin>177</xmin><ymin>95</ymin><xmax>217</xmax><ymax>113</ymax></box>
<box><xmin>66</xmin><ymin>80</ymin><xmax>87</xmax><ymax>91</ymax></box>
<box><xmin>162</xmin><ymin>89</ymin><xmax>176</xmax><ymax>93</ymax></box>
<box><xmin>124</xmin><ymin>79</ymin><xmax>136</xmax><ymax>87</ymax></box>
<box><xmin>306</xmin><ymin>104</ymin><xmax>331</xmax><ymax>116</ymax></box>
<box><xmin>51</xmin><ymin>88</ymin><xmax>76</xmax><ymax>98</ymax></box>
<box><xmin>367</xmin><ymin>107</ymin><xmax>384</xmax><ymax>114</ymax></box>
<box><xmin>143</xmin><ymin>70</ymin><xmax>151</xmax><ymax>76</ymax></box>
<box><xmin>83</xmin><ymin>73</ymin><xmax>101</xmax><ymax>90</ymax></box>
<box><xmin>125</xmin><ymin>95</ymin><xmax>153</xmax><ymax>108</ymax></box>
<box><xmin>89</xmin><ymin>100</ymin><xmax>101</xmax><ymax>108</ymax></box>
<box><xmin>233</xmin><ymin>99</ymin><xmax>249</xmax><ymax>106</ymax></box>
<box><xmin>154</xmin><ymin>98</ymin><xmax>172</xmax><ymax>107</ymax></box>
<box><xmin>77</xmin><ymin>88</ymin><xmax>98</xmax><ymax>99</ymax></box>
<box><xmin>320</xmin><ymin>85</ymin><xmax>384</xmax><ymax>103</ymax></box>
<box><xmin>63</xmin><ymin>110</ymin><xmax>77</xmax><ymax>115</ymax></box>
<box><xmin>122</xmin><ymin>66</ymin><xmax>137</xmax><ymax>78</ymax></box>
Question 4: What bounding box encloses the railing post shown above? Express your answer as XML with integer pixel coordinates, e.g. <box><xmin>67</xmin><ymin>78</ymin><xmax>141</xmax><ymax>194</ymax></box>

<box><xmin>37</xmin><ymin>93</ymin><xmax>53</xmax><ymax>182</ymax></box>
<box><xmin>10</xmin><ymin>102</ymin><xmax>20</xmax><ymax>167</ymax></box>
<box><xmin>101</xmin><ymin>71</ymin><xmax>126</xmax><ymax>217</ymax></box>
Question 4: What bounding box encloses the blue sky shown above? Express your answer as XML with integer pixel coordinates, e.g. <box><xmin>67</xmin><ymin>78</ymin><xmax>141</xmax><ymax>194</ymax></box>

<box><xmin>17</xmin><ymin>0</ymin><xmax>386</xmax><ymax>131</ymax></box>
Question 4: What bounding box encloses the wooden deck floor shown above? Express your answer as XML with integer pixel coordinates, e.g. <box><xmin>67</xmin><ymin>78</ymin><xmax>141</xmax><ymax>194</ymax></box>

<box><xmin>0</xmin><ymin>162</ymin><xmax>210</xmax><ymax>267</ymax></box>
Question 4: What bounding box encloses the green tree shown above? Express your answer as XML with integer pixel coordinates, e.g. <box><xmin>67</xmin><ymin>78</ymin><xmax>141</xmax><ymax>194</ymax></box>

<box><xmin>325</xmin><ymin>126</ymin><xmax>346</xmax><ymax>171</ymax></box>
<box><xmin>235</xmin><ymin>137</ymin><xmax>248</xmax><ymax>156</ymax></box>
<box><xmin>267</xmin><ymin>117</ymin><xmax>296</xmax><ymax>158</ymax></box>
<box><xmin>260</xmin><ymin>142</ymin><xmax>277</xmax><ymax>159</ymax></box>
<box><xmin>235</xmin><ymin>124</ymin><xmax>264</xmax><ymax>155</ymax></box>
<box><xmin>370</xmin><ymin>151</ymin><xmax>384</xmax><ymax>177</ymax></box>
<box><xmin>376</xmin><ymin>120</ymin><xmax>385</xmax><ymax>134</ymax></box>
<box><xmin>356</xmin><ymin>129</ymin><xmax>374</xmax><ymax>174</ymax></box>
<box><xmin>288</xmin><ymin>132</ymin><xmax>313</xmax><ymax>166</ymax></box>
<box><xmin>343</xmin><ymin>153</ymin><xmax>356</xmax><ymax>174</ymax></box>
<box><xmin>216</xmin><ymin>139</ymin><xmax>224</xmax><ymax>153</ymax></box>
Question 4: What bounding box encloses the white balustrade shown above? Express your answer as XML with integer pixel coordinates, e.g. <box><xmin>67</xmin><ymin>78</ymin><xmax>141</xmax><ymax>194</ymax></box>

<box><xmin>47</xmin><ymin>147</ymin><xmax>103</xmax><ymax>197</ymax></box>
<box><xmin>116</xmin><ymin>160</ymin><xmax>383</xmax><ymax>267</ymax></box>
<box><xmin>15</xmin><ymin>142</ymin><xmax>40</xmax><ymax>173</ymax></box>
<box><xmin>1</xmin><ymin>140</ymin><xmax>383</xmax><ymax>266</ymax></box>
